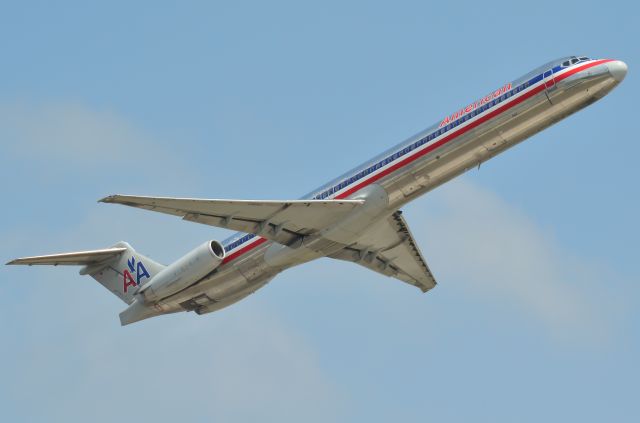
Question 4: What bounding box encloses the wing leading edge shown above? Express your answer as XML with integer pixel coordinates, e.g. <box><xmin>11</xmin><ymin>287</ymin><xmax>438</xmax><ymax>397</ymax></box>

<box><xmin>329</xmin><ymin>211</ymin><xmax>437</xmax><ymax>292</ymax></box>
<box><xmin>100</xmin><ymin>195</ymin><xmax>364</xmax><ymax>246</ymax></box>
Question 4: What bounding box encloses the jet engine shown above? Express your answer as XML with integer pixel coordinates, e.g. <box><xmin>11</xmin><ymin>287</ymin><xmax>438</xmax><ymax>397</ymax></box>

<box><xmin>136</xmin><ymin>240</ymin><xmax>225</xmax><ymax>302</ymax></box>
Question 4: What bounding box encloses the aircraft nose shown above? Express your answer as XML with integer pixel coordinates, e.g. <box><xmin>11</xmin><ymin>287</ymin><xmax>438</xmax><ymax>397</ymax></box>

<box><xmin>607</xmin><ymin>60</ymin><xmax>628</xmax><ymax>83</ymax></box>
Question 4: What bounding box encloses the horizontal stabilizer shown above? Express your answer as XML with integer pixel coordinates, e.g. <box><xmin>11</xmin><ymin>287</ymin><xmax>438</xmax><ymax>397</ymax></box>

<box><xmin>100</xmin><ymin>194</ymin><xmax>364</xmax><ymax>245</ymax></box>
<box><xmin>6</xmin><ymin>247</ymin><xmax>127</xmax><ymax>266</ymax></box>
<box><xmin>7</xmin><ymin>241</ymin><xmax>166</xmax><ymax>306</ymax></box>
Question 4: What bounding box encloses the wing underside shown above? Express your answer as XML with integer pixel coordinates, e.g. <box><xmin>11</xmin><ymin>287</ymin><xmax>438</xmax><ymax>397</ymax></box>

<box><xmin>97</xmin><ymin>195</ymin><xmax>436</xmax><ymax>292</ymax></box>
<box><xmin>329</xmin><ymin>211</ymin><xmax>436</xmax><ymax>292</ymax></box>
<box><xmin>100</xmin><ymin>195</ymin><xmax>364</xmax><ymax>245</ymax></box>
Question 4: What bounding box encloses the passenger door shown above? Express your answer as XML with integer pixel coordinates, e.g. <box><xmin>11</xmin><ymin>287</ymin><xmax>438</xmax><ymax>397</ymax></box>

<box><xmin>543</xmin><ymin>67</ymin><xmax>558</xmax><ymax>103</ymax></box>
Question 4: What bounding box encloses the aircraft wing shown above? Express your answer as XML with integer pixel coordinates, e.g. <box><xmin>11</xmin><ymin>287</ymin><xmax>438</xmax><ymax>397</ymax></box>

<box><xmin>6</xmin><ymin>247</ymin><xmax>127</xmax><ymax>266</ymax></box>
<box><xmin>100</xmin><ymin>195</ymin><xmax>364</xmax><ymax>245</ymax></box>
<box><xmin>328</xmin><ymin>211</ymin><xmax>437</xmax><ymax>292</ymax></box>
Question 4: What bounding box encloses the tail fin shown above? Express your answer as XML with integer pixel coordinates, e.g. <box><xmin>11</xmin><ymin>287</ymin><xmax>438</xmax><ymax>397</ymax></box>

<box><xmin>7</xmin><ymin>241</ymin><xmax>165</xmax><ymax>305</ymax></box>
<box><xmin>85</xmin><ymin>242</ymin><xmax>165</xmax><ymax>304</ymax></box>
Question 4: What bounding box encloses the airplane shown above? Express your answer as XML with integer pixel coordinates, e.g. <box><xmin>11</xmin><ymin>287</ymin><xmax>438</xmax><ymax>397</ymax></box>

<box><xmin>7</xmin><ymin>56</ymin><xmax>627</xmax><ymax>326</ymax></box>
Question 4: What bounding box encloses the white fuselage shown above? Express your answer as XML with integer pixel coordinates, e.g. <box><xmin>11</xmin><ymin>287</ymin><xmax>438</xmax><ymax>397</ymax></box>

<box><xmin>152</xmin><ymin>57</ymin><xmax>626</xmax><ymax>316</ymax></box>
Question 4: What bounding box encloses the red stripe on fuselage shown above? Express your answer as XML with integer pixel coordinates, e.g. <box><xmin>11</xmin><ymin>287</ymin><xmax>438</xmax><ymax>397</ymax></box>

<box><xmin>335</xmin><ymin>59</ymin><xmax>612</xmax><ymax>199</ymax></box>
<box><xmin>222</xmin><ymin>59</ymin><xmax>613</xmax><ymax>264</ymax></box>
<box><xmin>222</xmin><ymin>236</ymin><xmax>268</xmax><ymax>264</ymax></box>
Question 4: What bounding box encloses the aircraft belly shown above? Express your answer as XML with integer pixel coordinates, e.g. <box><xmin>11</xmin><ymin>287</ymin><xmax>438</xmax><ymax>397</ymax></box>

<box><xmin>193</xmin><ymin>278</ymin><xmax>274</xmax><ymax>315</ymax></box>
<box><xmin>155</xmin><ymin>262</ymin><xmax>268</xmax><ymax>312</ymax></box>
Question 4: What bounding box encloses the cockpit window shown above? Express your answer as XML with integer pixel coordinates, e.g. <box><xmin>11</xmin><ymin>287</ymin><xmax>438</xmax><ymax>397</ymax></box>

<box><xmin>561</xmin><ymin>56</ymin><xmax>591</xmax><ymax>67</ymax></box>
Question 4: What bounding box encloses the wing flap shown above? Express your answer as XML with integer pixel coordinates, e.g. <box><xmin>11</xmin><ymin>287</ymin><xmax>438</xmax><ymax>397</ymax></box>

<box><xmin>100</xmin><ymin>195</ymin><xmax>364</xmax><ymax>244</ymax></box>
<box><xmin>329</xmin><ymin>211</ymin><xmax>436</xmax><ymax>292</ymax></box>
<box><xmin>6</xmin><ymin>247</ymin><xmax>127</xmax><ymax>266</ymax></box>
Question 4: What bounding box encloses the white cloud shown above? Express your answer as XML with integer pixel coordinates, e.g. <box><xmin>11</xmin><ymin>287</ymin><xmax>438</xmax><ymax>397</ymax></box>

<box><xmin>4</xmin><ymin>295</ymin><xmax>341</xmax><ymax>422</ymax></box>
<box><xmin>410</xmin><ymin>178</ymin><xmax>625</xmax><ymax>344</ymax></box>
<box><xmin>2</xmin><ymin>102</ymin><xmax>149</xmax><ymax>162</ymax></box>
<box><xmin>1</xmin><ymin>203</ymin><xmax>341</xmax><ymax>423</ymax></box>
<box><xmin>2</xmin><ymin>226</ymin><xmax>341</xmax><ymax>422</ymax></box>
<box><xmin>0</xmin><ymin>101</ymin><xmax>198</xmax><ymax>193</ymax></box>
<box><xmin>0</xmin><ymin>101</ymin><xmax>344</xmax><ymax>421</ymax></box>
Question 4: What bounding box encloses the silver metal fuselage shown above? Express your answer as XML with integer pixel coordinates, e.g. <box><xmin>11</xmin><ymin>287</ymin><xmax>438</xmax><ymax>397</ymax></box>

<box><xmin>155</xmin><ymin>57</ymin><xmax>626</xmax><ymax>316</ymax></box>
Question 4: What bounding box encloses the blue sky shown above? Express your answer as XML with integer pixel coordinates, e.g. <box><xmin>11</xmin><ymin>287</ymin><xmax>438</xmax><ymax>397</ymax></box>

<box><xmin>1</xmin><ymin>1</ymin><xmax>638</xmax><ymax>422</ymax></box>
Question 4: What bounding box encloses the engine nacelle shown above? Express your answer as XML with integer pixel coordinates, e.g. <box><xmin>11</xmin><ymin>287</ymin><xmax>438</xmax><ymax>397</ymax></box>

<box><xmin>136</xmin><ymin>240</ymin><xmax>225</xmax><ymax>303</ymax></box>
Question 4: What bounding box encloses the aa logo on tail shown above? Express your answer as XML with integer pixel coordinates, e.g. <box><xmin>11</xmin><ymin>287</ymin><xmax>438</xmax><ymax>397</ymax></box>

<box><xmin>123</xmin><ymin>256</ymin><xmax>151</xmax><ymax>293</ymax></box>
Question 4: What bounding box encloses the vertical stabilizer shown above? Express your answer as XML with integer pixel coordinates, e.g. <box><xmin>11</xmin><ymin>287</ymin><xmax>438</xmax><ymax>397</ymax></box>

<box><xmin>83</xmin><ymin>241</ymin><xmax>165</xmax><ymax>304</ymax></box>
